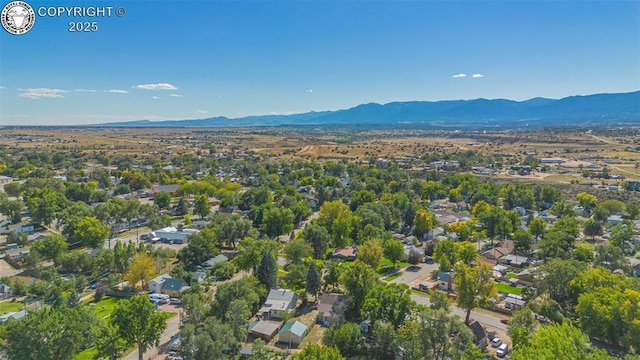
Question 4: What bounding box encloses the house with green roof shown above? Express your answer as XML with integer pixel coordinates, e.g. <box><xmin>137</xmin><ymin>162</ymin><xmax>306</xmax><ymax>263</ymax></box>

<box><xmin>277</xmin><ymin>320</ymin><xmax>308</xmax><ymax>347</ymax></box>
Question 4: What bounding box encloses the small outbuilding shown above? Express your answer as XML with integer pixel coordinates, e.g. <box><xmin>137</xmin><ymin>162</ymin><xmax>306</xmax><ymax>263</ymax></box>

<box><xmin>277</xmin><ymin>321</ymin><xmax>308</xmax><ymax>347</ymax></box>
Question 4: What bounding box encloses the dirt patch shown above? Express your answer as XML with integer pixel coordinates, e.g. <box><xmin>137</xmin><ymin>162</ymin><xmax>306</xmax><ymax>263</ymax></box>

<box><xmin>296</xmin><ymin>145</ymin><xmax>319</xmax><ymax>157</ymax></box>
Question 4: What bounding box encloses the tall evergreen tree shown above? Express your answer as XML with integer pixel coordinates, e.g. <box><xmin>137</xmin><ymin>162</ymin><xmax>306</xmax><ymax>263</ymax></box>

<box><xmin>257</xmin><ymin>250</ymin><xmax>278</xmax><ymax>290</ymax></box>
<box><xmin>306</xmin><ymin>261</ymin><xmax>321</xmax><ymax>300</ymax></box>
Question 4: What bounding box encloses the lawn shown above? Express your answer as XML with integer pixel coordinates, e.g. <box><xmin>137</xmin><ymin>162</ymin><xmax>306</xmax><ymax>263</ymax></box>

<box><xmin>505</xmin><ymin>273</ymin><xmax>518</xmax><ymax>279</ymax></box>
<box><xmin>0</xmin><ymin>300</ymin><xmax>25</xmax><ymax>315</ymax></box>
<box><xmin>74</xmin><ymin>348</ymin><xmax>98</xmax><ymax>360</ymax></box>
<box><xmin>496</xmin><ymin>284</ymin><xmax>522</xmax><ymax>296</ymax></box>
<box><xmin>84</xmin><ymin>296</ymin><xmax>121</xmax><ymax>319</ymax></box>
<box><xmin>383</xmin><ymin>272</ymin><xmax>403</xmax><ymax>281</ymax></box>
<box><xmin>378</xmin><ymin>258</ymin><xmax>409</xmax><ymax>275</ymax></box>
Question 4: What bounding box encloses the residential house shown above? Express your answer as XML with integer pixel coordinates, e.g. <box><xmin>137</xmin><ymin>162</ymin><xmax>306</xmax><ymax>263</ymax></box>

<box><xmin>26</xmin><ymin>232</ymin><xmax>47</xmax><ymax>242</ymax></box>
<box><xmin>0</xmin><ymin>309</ymin><xmax>26</xmax><ymax>324</ymax></box>
<box><xmin>161</xmin><ymin>278</ymin><xmax>190</xmax><ymax>298</ymax></box>
<box><xmin>277</xmin><ymin>321</ymin><xmax>308</xmax><ymax>347</ymax></box>
<box><xmin>0</xmin><ymin>282</ymin><xmax>13</xmax><ymax>299</ymax></box>
<box><xmin>607</xmin><ymin>215</ymin><xmax>624</xmax><ymax>226</ymax></box>
<box><xmin>482</xmin><ymin>240</ymin><xmax>515</xmax><ymax>261</ymax></box>
<box><xmin>148</xmin><ymin>274</ymin><xmax>172</xmax><ymax>294</ymax></box>
<box><xmin>248</xmin><ymin>320</ymin><xmax>281</xmax><ymax>341</ymax></box>
<box><xmin>468</xmin><ymin>320</ymin><xmax>488</xmax><ymax>349</ymax></box>
<box><xmin>190</xmin><ymin>270</ymin><xmax>207</xmax><ymax>283</ymax></box>
<box><xmin>0</xmin><ymin>223</ymin><xmax>35</xmax><ymax>235</ymax></box>
<box><xmin>5</xmin><ymin>248</ymin><xmax>30</xmax><ymax>265</ymax></box>
<box><xmin>517</xmin><ymin>269</ymin><xmax>535</xmax><ymax>286</ymax></box>
<box><xmin>438</xmin><ymin>271</ymin><xmax>454</xmax><ymax>291</ymax></box>
<box><xmin>316</xmin><ymin>293</ymin><xmax>345</xmax><ymax>326</ymax></box>
<box><xmin>200</xmin><ymin>254</ymin><xmax>229</xmax><ymax>269</ymax></box>
<box><xmin>257</xmin><ymin>289</ymin><xmax>298</xmax><ymax>320</ymax></box>
<box><xmin>501</xmin><ymin>254</ymin><xmax>529</xmax><ymax>267</ymax></box>
<box><xmin>331</xmin><ymin>246</ymin><xmax>357</xmax><ymax>261</ymax></box>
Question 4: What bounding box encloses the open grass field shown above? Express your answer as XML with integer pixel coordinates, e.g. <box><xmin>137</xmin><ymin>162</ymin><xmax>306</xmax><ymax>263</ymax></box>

<box><xmin>84</xmin><ymin>296</ymin><xmax>121</xmax><ymax>319</ymax></box>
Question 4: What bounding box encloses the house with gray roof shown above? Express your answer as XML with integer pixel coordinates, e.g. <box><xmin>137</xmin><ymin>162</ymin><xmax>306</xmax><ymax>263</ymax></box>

<box><xmin>248</xmin><ymin>320</ymin><xmax>281</xmax><ymax>341</ymax></box>
<box><xmin>257</xmin><ymin>289</ymin><xmax>297</xmax><ymax>320</ymax></box>
<box><xmin>161</xmin><ymin>278</ymin><xmax>190</xmax><ymax>298</ymax></box>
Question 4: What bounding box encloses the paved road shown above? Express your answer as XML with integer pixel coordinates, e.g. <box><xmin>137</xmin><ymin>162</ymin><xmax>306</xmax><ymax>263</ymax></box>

<box><xmin>410</xmin><ymin>294</ymin><xmax>507</xmax><ymax>331</ymax></box>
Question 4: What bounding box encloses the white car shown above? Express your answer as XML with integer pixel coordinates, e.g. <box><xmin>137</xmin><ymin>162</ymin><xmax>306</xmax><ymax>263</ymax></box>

<box><xmin>170</xmin><ymin>298</ymin><xmax>181</xmax><ymax>305</ymax></box>
<box><xmin>496</xmin><ymin>343</ymin><xmax>509</xmax><ymax>358</ymax></box>
<box><xmin>491</xmin><ymin>337</ymin><xmax>502</xmax><ymax>348</ymax></box>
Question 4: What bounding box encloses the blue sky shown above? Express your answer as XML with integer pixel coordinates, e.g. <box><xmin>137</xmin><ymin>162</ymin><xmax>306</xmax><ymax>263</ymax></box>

<box><xmin>0</xmin><ymin>0</ymin><xmax>638</xmax><ymax>125</ymax></box>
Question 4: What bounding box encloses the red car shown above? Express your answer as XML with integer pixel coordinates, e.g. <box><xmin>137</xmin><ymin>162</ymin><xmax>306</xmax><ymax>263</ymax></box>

<box><xmin>500</xmin><ymin>318</ymin><xmax>508</xmax><ymax>324</ymax></box>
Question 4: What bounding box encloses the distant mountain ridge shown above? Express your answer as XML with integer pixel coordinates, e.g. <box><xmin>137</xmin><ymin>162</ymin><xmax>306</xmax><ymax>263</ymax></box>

<box><xmin>98</xmin><ymin>91</ymin><xmax>640</xmax><ymax>129</ymax></box>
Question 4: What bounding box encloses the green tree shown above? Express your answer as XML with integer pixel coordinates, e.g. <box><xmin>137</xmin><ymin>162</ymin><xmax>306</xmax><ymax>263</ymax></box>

<box><xmin>94</xmin><ymin>323</ymin><xmax>129</xmax><ymax>360</ymax></box>
<box><xmin>285</xmin><ymin>237</ymin><xmax>312</xmax><ymax>265</ymax></box>
<box><xmin>73</xmin><ymin>216</ymin><xmax>110</xmax><ymax>248</ymax></box>
<box><xmin>193</xmin><ymin>194</ymin><xmax>211</xmax><ymax>219</ymax></box>
<box><xmin>577</xmin><ymin>192</ymin><xmax>598</xmax><ymax>211</ymax></box>
<box><xmin>512</xmin><ymin>323</ymin><xmax>615</xmax><ymax>360</ymax></box>
<box><xmin>302</xmin><ymin>223</ymin><xmax>331</xmax><ymax>259</ymax></box>
<box><xmin>414</xmin><ymin>208</ymin><xmax>435</xmax><ymax>237</ymax></box>
<box><xmin>433</xmin><ymin>239</ymin><xmax>456</xmax><ymax>272</ymax></box>
<box><xmin>538</xmin><ymin>259</ymin><xmax>586</xmax><ymax>306</ymax></box>
<box><xmin>323</xmin><ymin>322</ymin><xmax>364</xmax><ymax>358</ymax></box>
<box><xmin>4</xmin><ymin>305</ymin><xmax>96</xmax><ymax>360</ymax></box>
<box><xmin>358</xmin><ymin>238</ymin><xmax>384</xmax><ymax>270</ymax></box>
<box><xmin>0</xmin><ymin>199</ymin><xmax>24</xmax><ymax>224</ymax></box>
<box><xmin>27</xmin><ymin>188</ymin><xmax>68</xmax><ymax>226</ymax></box>
<box><xmin>538</xmin><ymin>230</ymin><xmax>576</xmax><ymax>260</ymax></box>
<box><xmin>383</xmin><ymin>239</ymin><xmax>405</xmax><ymax>267</ymax></box>
<box><xmin>363</xmin><ymin>283</ymin><xmax>414</xmax><ymax>328</ymax></box>
<box><xmin>30</xmin><ymin>234</ymin><xmax>68</xmax><ymax>263</ymax></box>
<box><xmin>111</xmin><ymin>295</ymin><xmax>169</xmax><ymax>360</ymax></box>
<box><xmin>148</xmin><ymin>214</ymin><xmax>172</xmax><ymax>230</ymax></box>
<box><xmin>583</xmin><ymin>218</ymin><xmax>603</xmax><ymax>241</ymax></box>
<box><xmin>593</xmin><ymin>244</ymin><xmax>627</xmax><ymax>270</ymax></box>
<box><xmin>177</xmin><ymin>228</ymin><xmax>218</xmax><ymax>267</ymax></box>
<box><xmin>340</xmin><ymin>260</ymin><xmax>378</xmax><ymax>322</ymax></box>
<box><xmin>529</xmin><ymin>217</ymin><xmax>547</xmax><ymax>240</ymax></box>
<box><xmin>262</xmin><ymin>206</ymin><xmax>295</xmax><ymax>238</ymax></box>
<box><xmin>257</xmin><ymin>250</ymin><xmax>278</xmax><ymax>290</ymax></box>
<box><xmin>153</xmin><ymin>192</ymin><xmax>172</xmax><ymax>209</ymax></box>
<box><xmin>306</xmin><ymin>261</ymin><xmax>322</xmax><ymax>300</ymax></box>
<box><xmin>513</xmin><ymin>229</ymin><xmax>533</xmax><ymax>253</ymax></box>
<box><xmin>124</xmin><ymin>253</ymin><xmax>157</xmax><ymax>289</ymax></box>
<box><xmin>454</xmin><ymin>262</ymin><xmax>497</xmax><ymax>324</ymax></box>
<box><xmin>609</xmin><ymin>223</ymin><xmax>634</xmax><ymax>251</ymax></box>
<box><xmin>508</xmin><ymin>308</ymin><xmax>538</xmax><ymax>349</ymax></box>
<box><xmin>454</xmin><ymin>241</ymin><xmax>478</xmax><ymax>265</ymax></box>
<box><xmin>175</xmin><ymin>197</ymin><xmax>189</xmax><ymax>216</ymax></box>
<box><xmin>293</xmin><ymin>344</ymin><xmax>345</xmax><ymax>360</ymax></box>
<box><xmin>397</xmin><ymin>307</ymin><xmax>476</xmax><ymax>360</ymax></box>
<box><xmin>211</xmin><ymin>277</ymin><xmax>262</xmax><ymax>321</ymax></box>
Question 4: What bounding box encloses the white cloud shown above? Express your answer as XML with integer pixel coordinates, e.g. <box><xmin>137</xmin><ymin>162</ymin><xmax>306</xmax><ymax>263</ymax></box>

<box><xmin>152</xmin><ymin>96</ymin><xmax>161</xmax><ymax>100</ymax></box>
<box><xmin>305</xmin><ymin>89</ymin><xmax>313</xmax><ymax>93</ymax></box>
<box><xmin>0</xmin><ymin>86</ymin><xmax>6</xmax><ymax>90</ymax></box>
<box><xmin>472</xmin><ymin>73</ymin><xmax>485</xmax><ymax>78</ymax></box>
<box><xmin>19</xmin><ymin>88</ymin><xmax>68</xmax><ymax>99</ymax></box>
<box><xmin>168</xmin><ymin>94</ymin><xmax>182</xmax><ymax>97</ymax></box>
<box><xmin>134</xmin><ymin>83</ymin><xmax>178</xmax><ymax>90</ymax></box>
<box><xmin>195</xmin><ymin>110</ymin><xmax>208</xmax><ymax>115</ymax></box>
<box><xmin>452</xmin><ymin>73</ymin><xmax>467</xmax><ymax>78</ymax></box>
<box><xmin>106</xmin><ymin>89</ymin><xmax>129</xmax><ymax>94</ymax></box>
<box><xmin>74</xmin><ymin>89</ymin><xmax>97</xmax><ymax>93</ymax></box>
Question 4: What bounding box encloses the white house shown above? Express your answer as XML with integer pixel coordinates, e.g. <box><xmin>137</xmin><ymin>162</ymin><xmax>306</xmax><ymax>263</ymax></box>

<box><xmin>257</xmin><ymin>289</ymin><xmax>298</xmax><ymax>320</ymax></box>
<box><xmin>148</xmin><ymin>274</ymin><xmax>172</xmax><ymax>294</ymax></box>
<box><xmin>152</xmin><ymin>227</ymin><xmax>199</xmax><ymax>244</ymax></box>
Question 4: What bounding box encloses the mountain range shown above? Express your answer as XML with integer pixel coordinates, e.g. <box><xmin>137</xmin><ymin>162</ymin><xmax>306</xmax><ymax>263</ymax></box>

<box><xmin>99</xmin><ymin>90</ymin><xmax>640</xmax><ymax>129</ymax></box>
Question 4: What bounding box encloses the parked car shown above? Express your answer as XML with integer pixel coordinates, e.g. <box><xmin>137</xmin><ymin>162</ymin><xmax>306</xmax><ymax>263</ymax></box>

<box><xmin>500</xmin><ymin>318</ymin><xmax>508</xmax><ymax>324</ymax></box>
<box><xmin>170</xmin><ymin>298</ymin><xmax>181</xmax><ymax>305</ymax></box>
<box><xmin>491</xmin><ymin>337</ymin><xmax>502</xmax><ymax>348</ymax></box>
<box><xmin>496</xmin><ymin>343</ymin><xmax>509</xmax><ymax>358</ymax></box>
